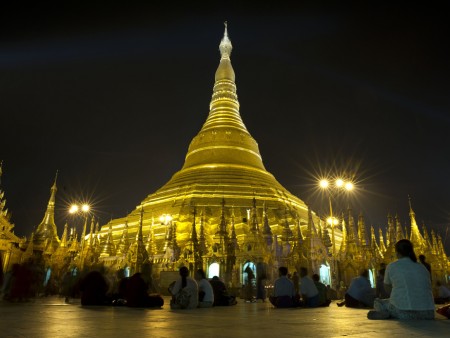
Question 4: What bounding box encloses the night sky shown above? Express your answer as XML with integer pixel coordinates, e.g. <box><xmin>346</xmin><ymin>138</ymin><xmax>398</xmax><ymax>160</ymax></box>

<box><xmin>1</xmin><ymin>3</ymin><xmax>449</xmax><ymax>253</ymax></box>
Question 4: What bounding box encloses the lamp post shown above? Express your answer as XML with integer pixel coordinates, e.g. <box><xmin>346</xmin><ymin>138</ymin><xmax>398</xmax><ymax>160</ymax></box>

<box><xmin>68</xmin><ymin>203</ymin><xmax>91</xmax><ymax>247</ymax></box>
<box><xmin>319</xmin><ymin>178</ymin><xmax>354</xmax><ymax>288</ymax></box>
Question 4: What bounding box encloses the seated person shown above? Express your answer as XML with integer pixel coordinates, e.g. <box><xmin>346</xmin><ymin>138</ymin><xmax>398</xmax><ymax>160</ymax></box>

<box><xmin>367</xmin><ymin>239</ymin><xmax>435</xmax><ymax>320</ymax></box>
<box><xmin>375</xmin><ymin>267</ymin><xmax>390</xmax><ymax>299</ymax></box>
<box><xmin>209</xmin><ymin>276</ymin><xmax>237</xmax><ymax>306</ymax></box>
<box><xmin>79</xmin><ymin>270</ymin><xmax>109</xmax><ymax>306</ymax></box>
<box><xmin>312</xmin><ymin>274</ymin><xmax>331</xmax><ymax>307</ymax></box>
<box><xmin>434</xmin><ymin>280</ymin><xmax>450</xmax><ymax>304</ymax></box>
<box><xmin>299</xmin><ymin>267</ymin><xmax>319</xmax><ymax>308</ymax></box>
<box><xmin>194</xmin><ymin>269</ymin><xmax>214</xmax><ymax>308</ymax></box>
<box><xmin>339</xmin><ymin>269</ymin><xmax>374</xmax><ymax>308</ymax></box>
<box><xmin>124</xmin><ymin>273</ymin><xmax>164</xmax><ymax>308</ymax></box>
<box><xmin>169</xmin><ymin>266</ymin><xmax>199</xmax><ymax>309</ymax></box>
<box><xmin>269</xmin><ymin>266</ymin><xmax>297</xmax><ymax>308</ymax></box>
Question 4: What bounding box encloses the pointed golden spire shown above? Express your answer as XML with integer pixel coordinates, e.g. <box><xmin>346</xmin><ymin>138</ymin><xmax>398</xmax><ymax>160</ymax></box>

<box><xmin>117</xmin><ymin>218</ymin><xmax>130</xmax><ymax>255</ymax></box>
<box><xmin>34</xmin><ymin>171</ymin><xmax>60</xmax><ymax>249</ymax></box>
<box><xmin>407</xmin><ymin>196</ymin><xmax>424</xmax><ymax>249</ymax></box>
<box><xmin>60</xmin><ymin>222</ymin><xmax>69</xmax><ymax>248</ymax></box>
<box><xmin>357</xmin><ymin>212</ymin><xmax>367</xmax><ymax>246</ymax></box>
<box><xmin>100</xmin><ymin>221</ymin><xmax>116</xmax><ymax>257</ymax></box>
<box><xmin>378</xmin><ymin>228</ymin><xmax>387</xmax><ymax>253</ymax></box>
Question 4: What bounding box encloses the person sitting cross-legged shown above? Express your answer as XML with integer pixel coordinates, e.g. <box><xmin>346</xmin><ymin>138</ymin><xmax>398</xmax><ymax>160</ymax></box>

<box><xmin>312</xmin><ymin>274</ymin><xmax>331</xmax><ymax>307</ymax></box>
<box><xmin>339</xmin><ymin>269</ymin><xmax>375</xmax><ymax>308</ymax></box>
<box><xmin>367</xmin><ymin>239</ymin><xmax>435</xmax><ymax>320</ymax></box>
<box><xmin>269</xmin><ymin>267</ymin><xmax>298</xmax><ymax>308</ymax></box>
<box><xmin>194</xmin><ymin>269</ymin><xmax>214</xmax><ymax>308</ymax></box>
<box><xmin>210</xmin><ymin>276</ymin><xmax>237</xmax><ymax>306</ymax></box>
<box><xmin>299</xmin><ymin>267</ymin><xmax>320</xmax><ymax>308</ymax></box>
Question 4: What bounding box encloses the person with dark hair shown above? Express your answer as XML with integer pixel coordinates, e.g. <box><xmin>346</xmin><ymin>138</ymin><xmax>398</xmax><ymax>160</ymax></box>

<box><xmin>419</xmin><ymin>255</ymin><xmax>432</xmax><ymax>280</ymax></box>
<box><xmin>312</xmin><ymin>274</ymin><xmax>331</xmax><ymax>307</ymax></box>
<box><xmin>367</xmin><ymin>239</ymin><xmax>435</xmax><ymax>320</ymax></box>
<box><xmin>194</xmin><ymin>269</ymin><xmax>214</xmax><ymax>308</ymax></box>
<box><xmin>124</xmin><ymin>273</ymin><xmax>164</xmax><ymax>308</ymax></box>
<box><xmin>337</xmin><ymin>269</ymin><xmax>374</xmax><ymax>308</ymax></box>
<box><xmin>299</xmin><ymin>267</ymin><xmax>319</xmax><ymax>308</ymax></box>
<box><xmin>209</xmin><ymin>276</ymin><xmax>237</xmax><ymax>306</ymax></box>
<box><xmin>169</xmin><ymin>266</ymin><xmax>198</xmax><ymax>309</ymax></box>
<box><xmin>269</xmin><ymin>266</ymin><xmax>297</xmax><ymax>308</ymax></box>
<box><xmin>79</xmin><ymin>270</ymin><xmax>109</xmax><ymax>306</ymax></box>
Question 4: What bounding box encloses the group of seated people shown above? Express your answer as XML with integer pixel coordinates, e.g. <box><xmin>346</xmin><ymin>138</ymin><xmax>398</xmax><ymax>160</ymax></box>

<box><xmin>268</xmin><ymin>239</ymin><xmax>450</xmax><ymax>321</ymax></box>
<box><xmin>79</xmin><ymin>270</ymin><xmax>164</xmax><ymax>308</ymax></box>
<box><xmin>269</xmin><ymin>266</ymin><xmax>331</xmax><ymax>308</ymax></box>
<box><xmin>337</xmin><ymin>239</ymin><xmax>450</xmax><ymax>320</ymax></box>
<box><xmin>79</xmin><ymin>239</ymin><xmax>450</xmax><ymax>320</ymax></box>
<box><xmin>169</xmin><ymin>267</ymin><xmax>237</xmax><ymax>309</ymax></box>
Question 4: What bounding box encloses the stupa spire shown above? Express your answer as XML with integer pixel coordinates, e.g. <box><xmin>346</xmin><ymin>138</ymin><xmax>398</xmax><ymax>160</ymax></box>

<box><xmin>34</xmin><ymin>171</ymin><xmax>60</xmax><ymax>249</ymax></box>
<box><xmin>219</xmin><ymin>21</ymin><xmax>232</xmax><ymax>60</ymax></box>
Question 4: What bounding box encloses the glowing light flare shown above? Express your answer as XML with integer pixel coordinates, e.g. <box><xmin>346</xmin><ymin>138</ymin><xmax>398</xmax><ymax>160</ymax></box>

<box><xmin>318</xmin><ymin>177</ymin><xmax>355</xmax><ymax>192</ymax></box>
<box><xmin>69</xmin><ymin>203</ymin><xmax>90</xmax><ymax>214</ymax></box>
<box><xmin>69</xmin><ymin>205</ymin><xmax>79</xmax><ymax>214</ymax></box>
<box><xmin>327</xmin><ymin>217</ymin><xmax>339</xmax><ymax>226</ymax></box>
<box><xmin>335</xmin><ymin>179</ymin><xmax>344</xmax><ymax>188</ymax></box>
<box><xmin>319</xmin><ymin>179</ymin><xmax>329</xmax><ymax>189</ymax></box>
<box><xmin>159</xmin><ymin>214</ymin><xmax>172</xmax><ymax>224</ymax></box>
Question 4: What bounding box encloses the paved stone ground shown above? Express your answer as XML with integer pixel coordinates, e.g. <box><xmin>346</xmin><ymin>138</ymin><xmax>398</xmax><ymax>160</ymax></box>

<box><xmin>0</xmin><ymin>296</ymin><xmax>448</xmax><ymax>338</ymax></box>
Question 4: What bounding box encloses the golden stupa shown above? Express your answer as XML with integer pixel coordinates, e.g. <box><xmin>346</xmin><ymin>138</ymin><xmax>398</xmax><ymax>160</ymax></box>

<box><xmin>99</xmin><ymin>23</ymin><xmax>318</xmax><ymax>269</ymax></box>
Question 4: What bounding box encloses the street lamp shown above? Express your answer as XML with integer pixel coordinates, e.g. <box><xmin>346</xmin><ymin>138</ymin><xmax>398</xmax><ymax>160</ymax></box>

<box><xmin>319</xmin><ymin>177</ymin><xmax>354</xmax><ymax>288</ymax></box>
<box><xmin>319</xmin><ymin>178</ymin><xmax>354</xmax><ymax>255</ymax></box>
<box><xmin>69</xmin><ymin>203</ymin><xmax>90</xmax><ymax>215</ymax></box>
<box><xmin>68</xmin><ymin>203</ymin><xmax>91</xmax><ymax>240</ymax></box>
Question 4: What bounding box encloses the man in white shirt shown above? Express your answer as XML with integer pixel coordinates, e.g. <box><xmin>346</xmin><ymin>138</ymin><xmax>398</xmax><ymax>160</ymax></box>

<box><xmin>299</xmin><ymin>267</ymin><xmax>319</xmax><ymax>307</ymax></box>
<box><xmin>269</xmin><ymin>266</ymin><xmax>297</xmax><ymax>307</ymax></box>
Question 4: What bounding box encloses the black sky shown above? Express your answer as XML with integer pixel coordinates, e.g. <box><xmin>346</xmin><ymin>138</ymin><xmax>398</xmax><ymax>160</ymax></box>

<box><xmin>1</xmin><ymin>2</ymin><xmax>449</xmax><ymax>252</ymax></box>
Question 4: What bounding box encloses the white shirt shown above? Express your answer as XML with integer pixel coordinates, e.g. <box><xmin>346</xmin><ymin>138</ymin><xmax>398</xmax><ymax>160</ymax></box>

<box><xmin>198</xmin><ymin>279</ymin><xmax>214</xmax><ymax>303</ymax></box>
<box><xmin>171</xmin><ymin>276</ymin><xmax>198</xmax><ymax>296</ymax></box>
<box><xmin>300</xmin><ymin>276</ymin><xmax>319</xmax><ymax>298</ymax></box>
<box><xmin>384</xmin><ymin>257</ymin><xmax>435</xmax><ymax>310</ymax></box>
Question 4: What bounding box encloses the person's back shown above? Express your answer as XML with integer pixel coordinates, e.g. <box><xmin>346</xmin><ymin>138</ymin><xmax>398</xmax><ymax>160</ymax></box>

<box><xmin>386</xmin><ymin>257</ymin><xmax>434</xmax><ymax>310</ymax></box>
<box><xmin>312</xmin><ymin>274</ymin><xmax>330</xmax><ymax>307</ymax></box>
<box><xmin>170</xmin><ymin>266</ymin><xmax>199</xmax><ymax>309</ymax></box>
<box><xmin>195</xmin><ymin>269</ymin><xmax>214</xmax><ymax>308</ymax></box>
<box><xmin>368</xmin><ymin>239</ymin><xmax>435</xmax><ymax>320</ymax></box>
<box><xmin>347</xmin><ymin>274</ymin><xmax>373</xmax><ymax>307</ymax></box>
<box><xmin>125</xmin><ymin>273</ymin><xmax>164</xmax><ymax>308</ymax></box>
<box><xmin>273</xmin><ymin>276</ymin><xmax>295</xmax><ymax>298</ymax></box>
<box><xmin>299</xmin><ymin>267</ymin><xmax>319</xmax><ymax>307</ymax></box>
<box><xmin>270</xmin><ymin>267</ymin><xmax>296</xmax><ymax>308</ymax></box>
<box><xmin>79</xmin><ymin>270</ymin><xmax>108</xmax><ymax>306</ymax></box>
<box><xmin>210</xmin><ymin>276</ymin><xmax>236</xmax><ymax>306</ymax></box>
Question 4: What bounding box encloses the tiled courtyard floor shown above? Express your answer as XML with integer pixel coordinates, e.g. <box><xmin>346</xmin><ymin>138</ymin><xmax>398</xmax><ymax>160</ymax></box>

<box><xmin>0</xmin><ymin>296</ymin><xmax>448</xmax><ymax>338</ymax></box>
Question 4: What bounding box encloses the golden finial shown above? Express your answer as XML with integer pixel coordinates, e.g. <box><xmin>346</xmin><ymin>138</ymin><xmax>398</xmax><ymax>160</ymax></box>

<box><xmin>219</xmin><ymin>21</ymin><xmax>232</xmax><ymax>59</ymax></box>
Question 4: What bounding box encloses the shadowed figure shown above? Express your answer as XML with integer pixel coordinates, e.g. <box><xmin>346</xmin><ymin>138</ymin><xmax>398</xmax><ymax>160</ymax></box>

<box><xmin>79</xmin><ymin>270</ymin><xmax>109</xmax><ymax>306</ymax></box>
<box><xmin>124</xmin><ymin>272</ymin><xmax>164</xmax><ymax>308</ymax></box>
